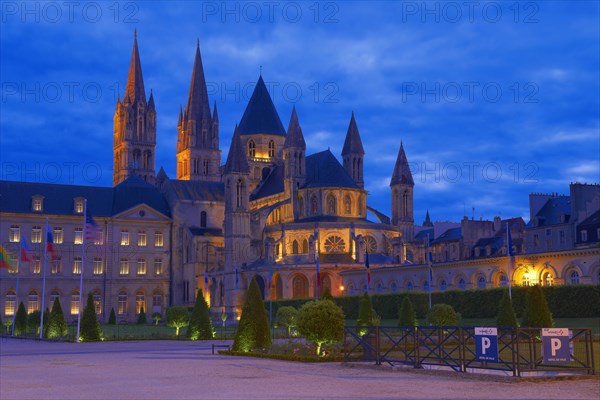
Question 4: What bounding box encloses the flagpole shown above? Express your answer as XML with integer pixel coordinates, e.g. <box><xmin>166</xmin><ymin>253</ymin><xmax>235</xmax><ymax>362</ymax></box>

<box><xmin>76</xmin><ymin>199</ymin><xmax>87</xmax><ymax>342</ymax></box>
<box><xmin>506</xmin><ymin>223</ymin><xmax>512</xmax><ymax>300</ymax></box>
<box><xmin>39</xmin><ymin>218</ymin><xmax>49</xmax><ymax>338</ymax></box>
<box><xmin>268</xmin><ymin>252</ymin><xmax>273</xmax><ymax>327</ymax></box>
<box><xmin>427</xmin><ymin>235</ymin><xmax>432</xmax><ymax>310</ymax></box>
<box><xmin>12</xmin><ymin>243</ymin><xmax>21</xmax><ymax>336</ymax></box>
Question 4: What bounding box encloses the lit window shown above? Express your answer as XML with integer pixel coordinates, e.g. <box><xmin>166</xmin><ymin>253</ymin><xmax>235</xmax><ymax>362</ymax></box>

<box><xmin>135</xmin><ymin>292</ymin><xmax>145</xmax><ymax>314</ymax></box>
<box><xmin>324</xmin><ymin>235</ymin><xmax>345</xmax><ymax>253</ymax></box>
<box><xmin>154</xmin><ymin>258</ymin><xmax>163</xmax><ymax>275</ymax></box>
<box><xmin>71</xmin><ymin>291</ymin><xmax>80</xmax><ymax>315</ymax></box>
<box><xmin>51</xmin><ymin>257</ymin><xmax>62</xmax><ymax>274</ymax></box>
<box><xmin>53</xmin><ymin>227</ymin><xmax>63</xmax><ymax>244</ymax></box>
<box><xmin>137</xmin><ymin>258</ymin><xmax>146</xmax><ymax>275</ymax></box>
<box><xmin>33</xmin><ymin>198</ymin><xmax>43</xmax><ymax>212</ymax></box>
<box><xmin>93</xmin><ymin>292</ymin><xmax>102</xmax><ymax>315</ymax></box>
<box><xmin>32</xmin><ymin>226</ymin><xmax>42</xmax><ymax>243</ymax></box>
<box><xmin>31</xmin><ymin>256</ymin><xmax>41</xmax><ymax>274</ymax></box>
<box><xmin>4</xmin><ymin>290</ymin><xmax>16</xmax><ymax>316</ymax></box>
<box><xmin>27</xmin><ymin>291</ymin><xmax>39</xmax><ymax>314</ymax></box>
<box><xmin>543</xmin><ymin>272</ymin><xmax>554</xmax><ymax>286</ymax></box>
<box><xmin>137</xmin><ymin>231</ymin><xmax>147</xmax><ymax>247</ymax></box>
<box><xmin>75</xmin><ymin>201</ymin><xmax>84</xmax><ymax>214</ymax></box>
<box><xmin>93</xmin><ymin>257</ymin><xmax>103</xmax><ymax>275</ymax></box>
<box><xmin>121</xmin><ymin>230</ymin><xmax>130</xmax><ymax>246</ymax></box>
<box><xmin>154</xmin><ymin>231</ymin><xmax>164</xmax><ymax>247</ymax></box>
<box><xmin>248</xmin><ymin>140</ymin><xmax>256</xmax><ymax>157</ymax></box>
<box><xmin>94</xmin><ymin>230</ymin><xmax>104</xmax><ymax>245</ymax></box>
<box><xmin>118</xmin><ymin>292</ymin><xmax>127</xmax><ymax>314</ymax></box>
<box><xmin>120</xmin><ymin>259</ymin><xmax>129</xmax><ymax>275</ymax></box>
<box><xmin>74</xmin><ymin>228</ymin><xmax>83</xmax><ymax>245</ymax></box>
<box><xmin>522</xmin><ymin>275</ymin><xmax>530</xmax><ymax>286</ymax></box>
<box><xmin>73</xmin><ymin>257</ymin><xmax>82</xmax><ymax>275</ymax></box>
<box><xmin>9</xmin><ymin>225</ymin><xmax>20</xmax><ymax>243</ymax></box>
<box><xmin>8</xmin><ymin>255</ymin><xmax>18</xmax><ymax>274</ymax></box>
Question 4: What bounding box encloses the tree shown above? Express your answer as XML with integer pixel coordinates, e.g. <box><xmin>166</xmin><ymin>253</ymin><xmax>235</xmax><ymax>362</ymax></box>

<box><xmin>108</xmin><ymin>308</ymin><xmax>117</xmax><ymax>325</ymax></box>
<box><xmin>80</xmin><ymin>293</ymin><xmax>102</xmax><ymax>342</ymax></box>
<box><xmin>357</xmin><ymin>292</ymin><xmax>377</xmax><ymax>336</ymax></box>
<box><xmin>152</xmin><ymin>312</ymin><xmax>162</xmax><ymax>326</ymax></box>
<box><xmin>426</xmin><ymin>304</ymin><xmax>460</xmax><ymax>326</ymax></box>
<box><xmin>521</xmin><ymin>285</ymin><xmax>553</xmax><ymax>327</ymax></box>
<box><xmin>398</xmin><ymin>296</ymin><xmax>417</xmax><ymax>327</ymax></box>
<box><xmin>320</xmin><ymin>288</ymin><xmax>333</xmax><ymax>300</ymax></box>
<box><xmin>297</xmin><ymin>299</ymin><xmax>345</xmax><ymax>355</ymax></box>
<box><xmin>14</xmin><ymin>302</ymin><xmax>27</xmax><ymax>336</ymax></box>
<box><xmin>45</xmin><ymin>298</ymin><xmax>68</xmax><ymax>339</ymax></box>
<box><xmin>27</xmin><ymin>309</ymin><xmax>49</xmax><ymax>335</ymax></box>
<box><xmin>232</xmin><ymin>277</ymin><xmax>271</xmax><ymax>352</ymax></box>
<box><xmin>166</xmin><ymin>306</ymin><xmax>189</xmax><ymax>336</ymax></box>
<box><xmin>220</xmin><ymin>311</ymin><xmax>228</xmax><ymax>327</ymax></box>
<box><xmin>137</xmin><ymin>306</ymin><xmax>147</xmax><ymax>325</ymax></box>
<box><xmin>276</xmin><ymin>306</ymin><xmax>298</xmax><ymax>335</ymax></box>
<box><xmin>496</xmin><ymin>291</ymin><xmax>518</xmax><ymax>327</ymax></box>
<box><xmin>187</xmin><ymin>291</ymin><xmax>214</xmax><ymax>340</ymax></box>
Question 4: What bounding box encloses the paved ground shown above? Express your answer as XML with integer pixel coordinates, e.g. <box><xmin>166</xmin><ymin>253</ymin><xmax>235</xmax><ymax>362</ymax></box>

<box><xmin>1</xmin><ymin>338</ymin><xmax>598</xmax><ymax>400</ymax></box>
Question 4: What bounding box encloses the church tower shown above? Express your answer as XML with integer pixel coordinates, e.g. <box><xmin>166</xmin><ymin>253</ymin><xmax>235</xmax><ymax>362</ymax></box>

<box><xmin>283</xmin><ymin>106</ymin><xmax>306</xmax><ymax>219</ymax></box>
<box><xmin>342</xmin><ymin>112</ymin><xmax>365</xmax><ymax>189</ymax></box>
<box><xmin>113</xmin><ymin>31</ymin><xmax>156</xmax><ymax>185</ymax></box>
<box><xmin>176</xmin><ymin>40</ymin><xmax>221</xmax><ymax>181</ymax></box>
<box><xmin>390</xmin><ymin>142</ymin><xmax>414</xmax><ymax>241</ymax></box>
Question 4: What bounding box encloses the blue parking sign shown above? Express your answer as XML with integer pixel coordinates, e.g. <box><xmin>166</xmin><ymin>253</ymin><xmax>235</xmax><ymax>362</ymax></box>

<box><xmin>542</xmin><ymin>328</ymin><xmax>571</xmax><ymax>363</ymax></box>
<box><xmin>475</xmin><ymin>327</ymin><xmax>498</xmax><ymax>362</ymax></box>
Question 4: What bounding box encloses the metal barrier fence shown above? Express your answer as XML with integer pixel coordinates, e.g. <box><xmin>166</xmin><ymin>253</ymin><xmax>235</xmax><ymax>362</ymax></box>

<box><xmin>344</xmin><ymin>326</ymin><xmax>595</xmax><ymax>376</ymax></box>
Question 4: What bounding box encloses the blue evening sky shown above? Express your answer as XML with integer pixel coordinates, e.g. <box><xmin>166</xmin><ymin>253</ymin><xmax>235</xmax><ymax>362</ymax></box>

<box><xmin>1</xmin><ymin>1</ymin><xmax>598</xmax><ymax>224</ymax></box>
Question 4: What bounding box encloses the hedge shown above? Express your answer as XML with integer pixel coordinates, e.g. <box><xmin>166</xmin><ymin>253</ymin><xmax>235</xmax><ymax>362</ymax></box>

<box><xmin>269</xmin><ymin>285</ymin><xmax>599</xmax><ymax>320</ymax></box>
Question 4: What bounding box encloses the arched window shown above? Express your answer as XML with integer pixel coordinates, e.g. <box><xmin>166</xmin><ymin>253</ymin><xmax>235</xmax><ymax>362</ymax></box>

<box><xmin>302</xmin><ymin>239</ymin><xmax>309</xmax><ymax>254</ymax></box>
<box><xmin>324</xmin><ymin>236</ymin><xmax>345</xmax><ymax>253</ymax></box>
<box><xmin>321</xmin><ymin>275</ymin><xmax>332</xmax><ymax>295</ymax></box>
<box><xmin>440</xmin><ymin>280</ymin><xmax>447</xmax><ymax>291</ymax></box>
<box><xmin>499</xmin><ymin>273</ymin><xmax>507</xmax><ymax>287</ymax></box>
<box><xmin>477</xmin><ymin>276</ymin><xmax>486</xmax><ymax>289</ymax></box>
<box><xmin>402</xmin><ymin>190</ymin><xmax>409</xmax><ymax>217</ymax></box>
<box><xmin>542</xmin><ymin>272</ymin><xmax>554</xmax><ymax>286</ymax></box>
<box><xmin>292</xmin><ymin>240</ymin><xmax>299</xmax><ymax>254</ymax></box>
<box><xmin>49</xmin><ymin>290</ymin><xmax>60</xmax><ymax>306</ymax></box>
<box><xmin>268</xmin><ymin>140</ymin><xmax>275</xmax><ymax>157</ymax></box>
<box><xmin>390</xmin><ymin>282</ymin><xmax>398</xmax><ymax>292</ymax></box>
<box><xmin>406</xmin><ymin>281</ymin><xmax>414</xmax><ymax>291</ymax></box>
<box><xmin>292</xmin><ymin>275</ymin><xmax>308</xmax><ymax>299</ymax></box>
<box><xmin>93</xmin><ymin>291</ymin><xmax>102</xmax><ymax>315</ymax></box>
<box><xmin>310</xmin><ymin>195</ymin><xmax>318</xmax><ymax>215</ymax></box>
<box><xmin>458</xmin><ymin>278</ymin><xmax>466</xmax><ymax>290</ymax></box>
<box><xmin>247</xmin><ymin>140</ymin><xmax>256</xmax><ymax>157</ymax></box>
<box><xmin>27</xmin><ymin>290</ymin><xmax>39</xmax><ymax>314</ymax></box>
<box><xmin>327</xmin><ymin>194</ymin><xmax>336</xmax><ymax>215</ymax></box>
<box><xmin>118</xmin><ymin>291</ymin><xmax>127</xmax><ymax>315</ymax></box>
<box><xmin>236</xmin><ymin>179</ymin><xmax>244</xmax><ymax>208</ymax></box>
<box><xmin>4</xmin><ymin>290</ymin><xmax>16</xmax><ymax>316</ymax></box>
<box><xmin>570</xmin><ymin>271</ymin><xmax>580</xmax><ymax>285</ymax></box>
<box><xmin>521</xmin><ymin>274</ymin><xmax>530</xmax><ymax>286</ymax></box>
<box><xmin>152</xmin><ymin>291</ymin><xmax>163</xmax><ymax>313</ymax></box>
<box><xmin>200</xmin><ymin>211</ymin><xmax>207</xmax><ymax>228</ymax></box>
<box><xmin>344</xmin><ymin>195</ymin><xmax>352</xmax><ymax>214</ymax></box>
<box><xmin>364</xmin><ymin>235</ymin><xmax>377</xmax><ymax>254</ymax></box>
<box><xmin>70</xmin><ymin>290</ymin><xmax>80</xmax><ymax>315</ymax></box>
<box><xmin>135</xmin><ymin>291</ymin><xmax>145</xmax><ymax>314</ymax></box>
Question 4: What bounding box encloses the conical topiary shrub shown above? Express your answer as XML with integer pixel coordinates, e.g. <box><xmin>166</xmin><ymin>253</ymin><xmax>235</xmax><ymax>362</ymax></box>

<box><xmin>14</xmin><ymin>302</ymin><xmax>27</xmax><ymax>336</ymax></box>
<box><xmin>496</xmin><ymin>290</ymin><xmax>518</xmax><ymax>327</ymax></box>
<box><xmin>108</xmin><ymin>307</ymin><xmax>117</xmax><ymax>325</ymax></box>
<box><xmin>521</xmin><ymin>285</ymin><xmax>553</xmax><ymax>327</ymax></box>
<box><xmin>187</xmin><ymin>290</ymin><xmax>214</xmax><ymax>340</ymax></box>
<box><xmin>137</xmin><ymin>306</ymin><xmax>147</xmax><ymax>325</ymax></box>
<box><xmin>80</xmin><ymin>293</ymin><xmax>102</xmax><ymax>341</ymax></box>
<box><xmin>398</xmin><ymin>296</ymin><xmax>417</xmax><ymax>327</ymax></box>
<box><xmin>46</xmin><ymin>298</ymin><xmax>68</xmax><ymax>338</ymax></box>
<box><xmin>232</xmin><ymin>277</ymin><xmax>271</xmax><ymax>352</ymax></box>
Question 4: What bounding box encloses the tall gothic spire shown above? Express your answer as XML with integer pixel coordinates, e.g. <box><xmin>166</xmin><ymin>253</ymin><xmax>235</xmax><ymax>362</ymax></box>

<box><xmin>390</xmin><ymin>141</ymin><xmax>414</xmax><ymax>186</ymax></box>
<box><xmin>124</xmin><ymin>30</ymin><xmax>146</xmax><ymax>105</ymax></box>
<box><xmin>283</xmin><ymin>105</ymin><xmax>306</xmax><ymax>149</ymax></box>
<box><xmin>224</xmin><ymin>125</ymin><xmax>249</xmax><ymax>174</ymax></box>
<box><xmin>342</xmin><ymin>111</ymin><xmax>364</xmax><ymax>156</ymax></box>
<box><xmin>185</xmin><ymin>39</ymin><xmax>211</xmax><ymax>124</ymax></box>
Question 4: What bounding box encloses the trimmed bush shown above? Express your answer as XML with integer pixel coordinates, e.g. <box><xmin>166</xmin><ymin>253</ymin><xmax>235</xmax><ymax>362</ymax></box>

<box><xmin>187</xmin><ymin>291</ymin><xmax>214</xmax><ymax>340</ymax></box>
<box><xmin>137</xmin><ymin>306</ymin><xmax>147</xmax><ymax>325</ymax></box>
<box><xmin>427</xmin><ymin>303</ymin><xmax>460</xmax><ymax>326</ymax></box>
<box><xmin>14</xmin><ymin>302</ymin><xmax>27</xmax><ymax>336</ymax></box>
<box><xmin>80</xmin><ymin>293</ymin><xmax>102</xmax><ymax>341</ymax></box>
<box><xmin>152</xmin><ymin>312</ymin><xmax>162</xmax><ymax>326</ymax></box>
<box><xmin>398</xmin><ymin>296</ymin><xmax>417</xmax><ymax>326</ymax></box>
<box><xmin>45</xmin><ymin>298</ymin><xmax>68</xmax><ymax>339</ymax></box>
<box><xmin>276</xmin><ymin>306</ymin><xmax>298</xmax><ymax>335</ymax></box>
<box><xmin>298</xmin><ymin>299</ymin><xmax>345</xmax><ymax>355</ymax></box>
<box><xmin>232</xmin><ymin>277</ymin><xmax>271</xmax><ymax>352</ymax></box>
<box><xmin>27</xmin><ymin>309</ymin><xmax>49</xmax><ymax>335</ymax></box>
<box><xmin>496</xmin><ymin>291</ymin><xmax>518</xmax><ymax>327</ymax></box>
<box><xmin>522</xmin><ymin>285</ymin><xmax>553</xmax><ymax>327</ymax></box>
<box><xmin>357</xmin><ymin>292</ymin><xmax>376</xmax><ymax>326</ymax></box>
<box><xmin>166</xmin><ymin>306</ymin><xmax>189</xmax><ymax>336</ymax></box>
<box><xmin>108</xmin><ymin>308</ymin><xmax>117</xmax><ymax>325</ymax></box>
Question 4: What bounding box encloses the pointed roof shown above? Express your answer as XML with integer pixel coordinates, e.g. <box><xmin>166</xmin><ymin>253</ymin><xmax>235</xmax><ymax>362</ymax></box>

<box><xmin>303</xmin><ymin>150</ymin><xmax>359</xmax><ymax>189</ymax></box>
<box><xmin>423</xmin><ymin>210</ymin><xmax>433</xmax><ymax>227</ymax></box>
<box><xmin>148</xmin><ymin>89</ymin><xmax>155</xmax><ymax>109</ymax></box>
<box><xmin>185</xmin><ymin>40</ymin><xmax>212</xmax><ymax>124</ymax></box>
<box><xmin>341</xmin><ymin>112</ymin><xmax>364</xmax><ymax>156</ymax></box>
<box><xmin>177</xmin><ymin>105</ymin><xmax>183</xmax><ymax>126</ymax></box>
<box><xmin>238</xmin><ymin>75</ymin><xmax>286</xmax><ymax>136</ymax></box>
<box><xmin>390</xmin><ymin>142</ymin><xmax>414</xmax><ymax>186</ymax></box>
<box><xmin>124</xmin><ymin>31</ymin><xmax>146</xmax><ymax>104</ymax></box>
<box><xmin>283</xmin><ymin>106</ymin><xmax>306</xmax><ymax>149</ymax></box>
<box><xmin>212</xmin><ymin>101</ymin><xmax>219</xmax><ymax>122</ymax></box>
<box><xmin>224</xmin><ymin>126</ymin><xmax>249</xmax><ymax>174</ymax></box>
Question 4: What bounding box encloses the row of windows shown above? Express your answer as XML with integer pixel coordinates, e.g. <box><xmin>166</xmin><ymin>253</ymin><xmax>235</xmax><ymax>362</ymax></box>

<box><xmin>3</xmin><ymin>257</ymin><xmax>163</xmax><ymax>276</ymax></box>
<box><xmin>9</xmin><ymin>226</ymin><xmax>165</xmax><ymax>247</ymax></box>
<box><xmin>31</xmin><ymin>197</ymin><xmax>86</xmax><ymax>214</ymax></box>
<box><xmin>3</xmin><ymin>289</ymin><xmax>164</xmax><ymax>317</ymax></box>
<box><xmin>247</xmin><ymin>139</ymin><xmax>275</xmax><ymax>158</ymax></box>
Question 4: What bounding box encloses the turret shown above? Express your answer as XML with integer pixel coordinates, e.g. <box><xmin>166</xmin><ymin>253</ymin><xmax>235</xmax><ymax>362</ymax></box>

<box><xmin>341</xmin><ymin>112</ymin><xmax>365</xmax><ymax>189</ymax></box>
<box><xmin>390</xmin><ymin>142</ymin><xmax>414</xmax><ymax>241</ymax></box>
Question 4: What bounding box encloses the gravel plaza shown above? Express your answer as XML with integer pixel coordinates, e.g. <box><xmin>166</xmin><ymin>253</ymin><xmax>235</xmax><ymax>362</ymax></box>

<box><xmin>0</xmin><ymin>338</ymin><xmax>598</xmax><ymax>400</ymax></box>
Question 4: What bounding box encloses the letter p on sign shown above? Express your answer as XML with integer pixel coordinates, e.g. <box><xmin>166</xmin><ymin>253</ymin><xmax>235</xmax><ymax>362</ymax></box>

<box><xmin>550</xmin><ymin>338</ymin><xmax>562</xmax><ymax>356</ymax></box>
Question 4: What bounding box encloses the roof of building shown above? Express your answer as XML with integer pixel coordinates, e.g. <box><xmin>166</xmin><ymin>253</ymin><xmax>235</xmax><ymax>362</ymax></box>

<box><xmin>390</xmin><ymin>142</ymin><xmax>414</xmax><ymax>186</ymax></box>
<box><xmin>578</xmin><ymin>209</ymin><xmax>600</xmax><ymax>229</ymax></box>
<box><xmin>283</xmin><ymin>106</ymin><xmax>306</xmax><ymax>149</ymax></box>
<box><xmin>250</xmin><ymin>165</ymin><xmax>284</xmax><ymax>201</ymax></box>
<box><xmin>527</xmin><ymin>197</ymin><xmax>571</xmax><ymax>227</ymax></box>
<box><xmin>431</xmin><ymin>227</ymin><xmax>462</xmax><ymax>244</ymax></box>
<box><xmin>341</xmin><ymin>112</ymin><xmax>364</xmax><ymax>156</ymax></box>
<box><xmin>237</xmin><ymin>75</ymin><xmax>286</xmax><ymax>136</ymax></box>
<box><xmin>303</xmin><ymin>150</ymin><xmax>359</xmax><ymax>189</ymax></box>
<box><xmin>415</xmin><ymin>228</ymin><xmax>434</xmax><ymax>242</ymax></box>
<box><xmin>224</xmin><ymin>126</ymin><xmax>250</xmax><ymax>174</ymax></box>
<box><xmin>124</xmin><ymin>31</ymin><xmax>146</xmax><ymax>105</ymax></box>
<box><xmin>0</xmin><ymin>177</ymin><xmax>171</xmax><ymax>218</ymax></box>
<box><xmin>167</xmin><ymin>180</ymin><xmax>224</xmax><ymax>202</ymax></box>
<box><xmin>184</xmin><ymin>40</ymin><xmax>212</xmax><ymax>128</ymax></box>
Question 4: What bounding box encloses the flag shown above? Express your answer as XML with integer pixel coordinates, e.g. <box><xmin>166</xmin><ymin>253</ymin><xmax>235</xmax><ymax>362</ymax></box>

<box><xmin>0</xmin><ymin>245</ymin><xmax>15</xmax><ymax>269</ymax></box>
<box><xmin>20</xmin><ymin>236</ymin><xmax>31</xmax><ymax>262</ymax></box>
<box><xmin>506</xmin><ymin>224</ymin><xmax>514</xmax><ymax>257</ymax></box>
<box><xmin>46</xmin><ymin>220</ymin><xmax>57</xmax><ymax>260</ymax></box>
<box><xmin>85</xmin><ymin>213</ymin><xmax>100</xmax><ymax>242</ymax></box>
<box><xmin>235</xmin><ymin>268</ymin><xmax>239</xmax><ymax>290</ymax></box>
<box><xmin>365</xmin><ymin>249</ymin><xmax>370</xmax><ymax>284</ymax></box>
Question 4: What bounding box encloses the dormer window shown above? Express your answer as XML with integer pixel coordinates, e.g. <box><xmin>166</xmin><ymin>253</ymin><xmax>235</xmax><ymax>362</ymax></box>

<box><xmin>32</xmin><ymin>196</ymin><xmax>44</xmax><ymax>212</ymax></box>
<box><xmin>74</xmin><ymin>197</ymin><xmax>84</xmax><ymax>214</ymax></box>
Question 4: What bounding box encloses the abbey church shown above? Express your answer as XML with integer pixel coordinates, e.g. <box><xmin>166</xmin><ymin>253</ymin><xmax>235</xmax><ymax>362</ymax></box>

<box><xmin>1</xmin><ymin>34</ymin><xmax>598</xmax><ymax>322</ymax></box>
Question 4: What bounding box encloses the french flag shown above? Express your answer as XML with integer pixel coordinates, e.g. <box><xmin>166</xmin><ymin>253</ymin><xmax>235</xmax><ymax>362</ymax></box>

<box><xmin>46</xmin><ymin>220</ymin><xmax>56</xmax><ymax>260</ymax></box>
<box><xmin>20</xmin><ymin>236</ymin><xmax>31</xmax><ymax>262</ymax></box>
